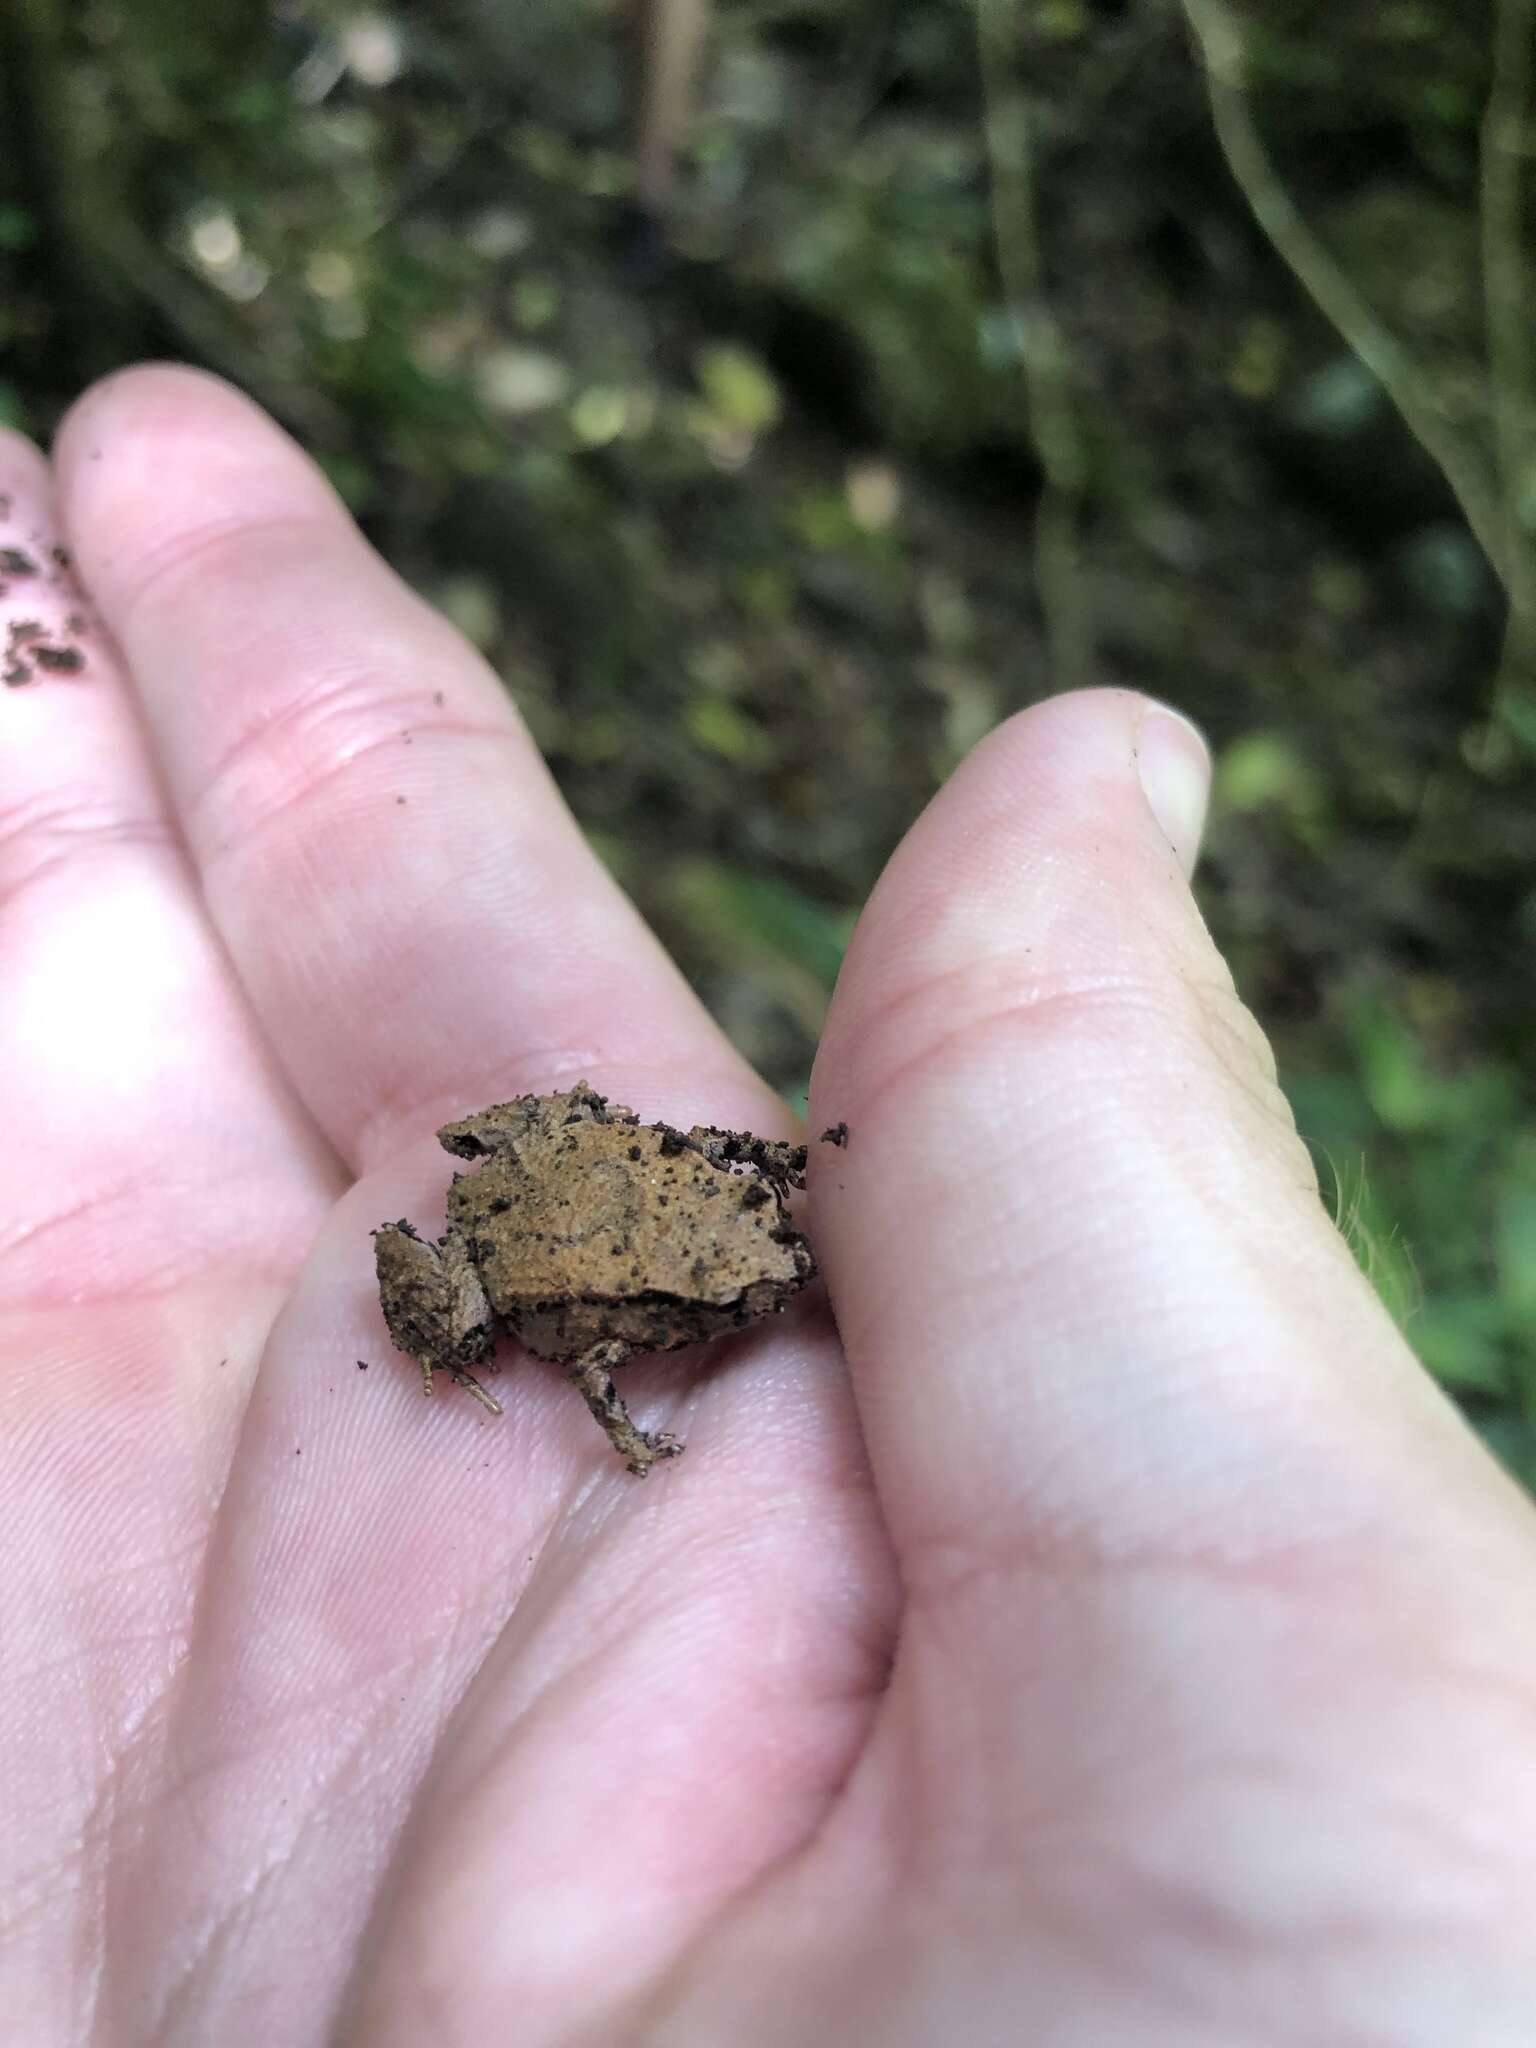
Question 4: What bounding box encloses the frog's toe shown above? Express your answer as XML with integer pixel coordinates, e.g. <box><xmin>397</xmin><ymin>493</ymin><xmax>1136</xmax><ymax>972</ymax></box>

<box><xmin>449</xmin><ymin>1363</ymin><xmax>504</xmax><ymax>1415</ymax></box>
<box><xmin>625</xmin><ymin>1430</ymin><xmax>684</xmax><ymax>1477</ymax></box>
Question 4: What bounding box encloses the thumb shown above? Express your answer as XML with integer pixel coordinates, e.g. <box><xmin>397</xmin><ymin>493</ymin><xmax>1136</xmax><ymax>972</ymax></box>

<box><xmin>808</xmin><ymin>688</ymin><xmax>1533</xmax><ymax>1582</ymax></box>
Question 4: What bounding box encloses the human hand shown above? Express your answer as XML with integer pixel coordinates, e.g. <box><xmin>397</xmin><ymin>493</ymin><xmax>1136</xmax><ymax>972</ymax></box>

<box><xmin>3</xmin><ymin>369</ymin><xmax>1533</xmax><ymax>2047</ymax></box>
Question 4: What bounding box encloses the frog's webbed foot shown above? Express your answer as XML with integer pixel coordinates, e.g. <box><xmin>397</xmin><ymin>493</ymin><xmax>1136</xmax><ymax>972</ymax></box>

<box><xmin>684</xmin><ymin>1125</ymin><xmax>809</xmax><ymax>1194</ymax></box>
<box><xmin>373</xmin><ymin>1221</ymin><xmax>501</xmax><ymax>1413</ymax></box>
<box><xmin>565</xmin><ymin>1340</ymin><xmax>683</xmax><ymax>1476</ymax></box>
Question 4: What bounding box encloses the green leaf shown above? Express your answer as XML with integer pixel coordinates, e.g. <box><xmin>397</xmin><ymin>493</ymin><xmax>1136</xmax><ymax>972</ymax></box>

<box><xmin>694</xmin><ymin>345</ymin><xmax>781</xmax><ymax>437</ymax></box>
<box><xmin>1478</xmin><ymin>1417</ymin><xmax>1536</xmax><ymax>1493</ymax></box>
<box><xmin>685</xmin><ymin>697</ymin><xmax>775</xmax><ymax>767</ymax></box>
<box><xmin>1289</xmin><ymin>356</ymin><xmax>1383</xmax><ymax>437</ymax></box>
<box><xmin>1497</xmin><ymin>1139</ymin><xmax>1536</xmax><ymax>1327</ymax></box>
<box><xmin>1215</xmin><ymin>732</ymin><xmax>1324</xmax><ymax>823</ymax></box>
<box><xmin>1411</xmin><ymin>1295</ymin><xmax>1511</xmax><ymax>1394</ymax></box>
<box><xmin>0</xmin><ymin>205</ymin><xmax>37</xmax><ymax>252</ymax></box>
<box><xmin>672</xmin><ymin>861</ymin><xmax>854</xmax><ymax>991</ymax></box>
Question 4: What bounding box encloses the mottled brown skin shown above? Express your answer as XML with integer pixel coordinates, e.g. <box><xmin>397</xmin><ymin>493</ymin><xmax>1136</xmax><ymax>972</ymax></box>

<box><xmin>374</xmin><ymin>1082</ymin><xmax>815</xmax><ymax>1473</ymax></box>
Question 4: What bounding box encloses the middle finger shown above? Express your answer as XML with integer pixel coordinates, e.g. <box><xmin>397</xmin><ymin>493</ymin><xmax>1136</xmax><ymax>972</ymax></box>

<box><xmin>54</xmin><ymin>367</ymin><xmax>762</xmax><ymax>1174</ymax></box>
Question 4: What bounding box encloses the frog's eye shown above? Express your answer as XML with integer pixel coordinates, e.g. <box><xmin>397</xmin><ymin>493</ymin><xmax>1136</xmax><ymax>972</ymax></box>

<box><xmin>439</xmin><ymin>1104</ymin><xmax>533</xmax><ymax>1157</ymax></box>
<box><xmin>439</xmin><ymin>1122</ymin><xmax>494</xmax><ymax>1159</ymax></box>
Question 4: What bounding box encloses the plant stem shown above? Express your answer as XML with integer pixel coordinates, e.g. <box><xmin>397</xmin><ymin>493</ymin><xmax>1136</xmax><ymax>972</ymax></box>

<box><xmin>1481</xmin><ymin>0</ymin><xmax>1536</xmax><ymax>716</ymax></box>
<box><xmin>1179</xmin><ymin>0</ymin><xmax>1508</xmax><ymax>592</ymax></box>
<box><xmin>976</xmin><ymin>0</ymin><xmax>1094</xmax><ymax>690</ymax></box>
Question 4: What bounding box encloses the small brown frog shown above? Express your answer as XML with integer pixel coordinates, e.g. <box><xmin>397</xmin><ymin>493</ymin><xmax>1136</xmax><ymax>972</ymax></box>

<box><xmin>373</xmin><ymin>1082</ymin><xmax>815</xmax><ymax>1474</ymax></box>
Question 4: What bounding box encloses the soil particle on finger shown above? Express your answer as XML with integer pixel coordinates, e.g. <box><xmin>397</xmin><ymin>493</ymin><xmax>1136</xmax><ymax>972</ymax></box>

<box><xmin>0</xmin><ymin>548</ymin><xmax>39</xmax><ymax>577</ymax></box>
<box><xmin>3</xmin><ymin>615</ymin><xmax>90</xmax><ymax>686</ymax></box>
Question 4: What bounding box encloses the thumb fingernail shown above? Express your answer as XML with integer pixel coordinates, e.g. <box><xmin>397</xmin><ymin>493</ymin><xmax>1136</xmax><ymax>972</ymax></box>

<box><xmin>1137</xmin><ymin>703</ymin><xmax>1211</xmax><ymax>877</ymax></box>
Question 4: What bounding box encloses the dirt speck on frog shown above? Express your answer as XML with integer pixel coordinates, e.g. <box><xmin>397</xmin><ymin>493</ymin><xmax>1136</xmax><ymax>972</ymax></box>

<box><xmin>373</xmin><ymin>1082</ymin><xmax>815</xmax><ymax>1474</ymax></box>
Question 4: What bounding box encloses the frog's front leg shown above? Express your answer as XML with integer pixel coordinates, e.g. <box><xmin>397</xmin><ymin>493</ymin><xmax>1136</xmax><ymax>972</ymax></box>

<box><xmin>565</xmin><ymin>1340</ymin><xmax>682</xmax><ymax>1476</ymax></box>
<box><xmin>373</xmin><ymin>1221</ymin><xmax>503</xmax><ymax>1414</ymax></box>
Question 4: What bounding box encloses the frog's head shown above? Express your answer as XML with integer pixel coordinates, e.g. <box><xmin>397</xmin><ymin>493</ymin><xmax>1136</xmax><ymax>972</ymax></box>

<box><xmin>438</xmin><ymin>1080</ymin><xmax>617</xmax><ymax>1159</ymax></box>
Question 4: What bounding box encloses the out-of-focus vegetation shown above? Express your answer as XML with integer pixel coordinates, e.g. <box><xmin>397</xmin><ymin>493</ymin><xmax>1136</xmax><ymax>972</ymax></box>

<box><xmin>2</xmin><ymin>0</ymin><xmax>1533</xmax><ymax>1479</ymax></box>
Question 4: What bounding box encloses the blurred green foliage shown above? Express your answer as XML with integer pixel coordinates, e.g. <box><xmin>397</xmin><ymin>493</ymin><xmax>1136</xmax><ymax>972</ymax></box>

<box><xmin>2</xmin><ymin>0</ymin><xmax>1533</xmax><ymax>1480</ymax></box>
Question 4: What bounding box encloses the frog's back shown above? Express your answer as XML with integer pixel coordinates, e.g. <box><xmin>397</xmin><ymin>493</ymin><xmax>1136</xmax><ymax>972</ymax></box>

<box><xmin>447</xmin><ymin>1115</ymin><xmax>808</xmax><ymax>1361</ymax></box>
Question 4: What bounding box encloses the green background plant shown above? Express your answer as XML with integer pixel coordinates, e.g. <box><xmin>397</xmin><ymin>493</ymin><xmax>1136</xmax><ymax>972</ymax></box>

<box><xmin>3</xmin><ymin>0</ymin><xmax>1532</xmax><ymax>1481</ymax></box>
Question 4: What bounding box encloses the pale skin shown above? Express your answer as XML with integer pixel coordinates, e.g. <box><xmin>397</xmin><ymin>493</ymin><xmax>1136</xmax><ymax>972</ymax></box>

<box><xmin>2</xmin><ymin>368</ymin><xmax>1534</xmax><ymax>2048</ymax></box>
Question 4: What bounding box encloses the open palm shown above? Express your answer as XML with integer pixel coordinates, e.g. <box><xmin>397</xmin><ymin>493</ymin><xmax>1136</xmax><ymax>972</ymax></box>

<box><xmin>5</xmin><ymin>369</ymin><xmax>1535</xmax><ymax>2048</ymax></box>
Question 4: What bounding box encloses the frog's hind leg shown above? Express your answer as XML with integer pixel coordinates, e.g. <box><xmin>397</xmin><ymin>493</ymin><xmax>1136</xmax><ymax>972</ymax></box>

<box><xmin>565</xmin><ymin>1340</ymin><xmax>682</xmax><ymax>1476</ymax></box>
<box><xmin>437</xmin><ymin>1230</ymin><xmax>503</xmax><ymax>1410</ymax></box>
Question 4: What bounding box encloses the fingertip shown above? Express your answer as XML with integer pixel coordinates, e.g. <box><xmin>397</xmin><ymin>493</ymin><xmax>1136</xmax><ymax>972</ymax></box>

<box><xmin>1135</xmin><ymin>702</ymin><xmax>1211</xmax><ymax>879</ymax></box>
<box><xmin>54</xmin><ymin>361</ymin><xmax>271</xmax><ymax>475</ymax></box>
<box><xmin>53</xmin><ymin>365</ymin><xmax>342</xmax><ymax>598</ymax></box>
<box><xmin>922</xmin><ymin>686</ymin><xmax>1208</xmax><ymax>845</ymax></box>
<box><xmin>850</xmin><ymin>687</ymin><xmax>1205</xmax><ymax>925</ymax></box>
<box><xmin>815</xmin><ymin>687</ymin><xmax>1211</xmax><ymax>1126</ymax></box>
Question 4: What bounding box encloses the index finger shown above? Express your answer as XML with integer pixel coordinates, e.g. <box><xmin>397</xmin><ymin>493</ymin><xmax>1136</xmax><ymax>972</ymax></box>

<box><xmin>54</xmin><ymin>367</ymin><xmax>768</xmax><ymax>1169</ymax></box>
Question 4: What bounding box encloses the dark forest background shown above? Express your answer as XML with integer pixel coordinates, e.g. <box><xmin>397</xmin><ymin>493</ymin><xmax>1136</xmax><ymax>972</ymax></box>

<box><xmin>3</xmin><ymin>0</ymin><xmax>1534</xmax><ymax>1481</ymax></box>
